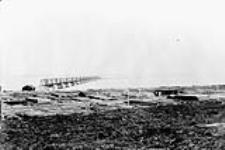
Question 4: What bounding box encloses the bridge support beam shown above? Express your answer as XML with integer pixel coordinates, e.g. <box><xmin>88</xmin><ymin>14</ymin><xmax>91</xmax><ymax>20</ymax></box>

<box><xmin>40</xmin><ymin>76</ymin><xmax>100</xmax><ymax>90</ymax></box>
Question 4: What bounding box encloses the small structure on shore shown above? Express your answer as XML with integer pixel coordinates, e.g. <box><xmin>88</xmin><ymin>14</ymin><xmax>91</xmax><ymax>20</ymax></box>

<box><xmin>22</xmin><ymin>85</ymin><xmax>36</xmax><ymax>92</ymax></box>
<box><xmin>153</xmin><ymin>89</ymin><xmax>180</xmax><ymax>97</ymax></box>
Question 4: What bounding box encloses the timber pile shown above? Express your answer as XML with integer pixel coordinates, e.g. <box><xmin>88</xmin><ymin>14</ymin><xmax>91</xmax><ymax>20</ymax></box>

<box><xmin>1</xmin><ymin>100</ymin><xmax>225</xmax><ymax>149</ymax></box>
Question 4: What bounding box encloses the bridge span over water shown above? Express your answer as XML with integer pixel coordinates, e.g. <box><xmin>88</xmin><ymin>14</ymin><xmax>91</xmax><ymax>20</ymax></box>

<box><xmin>40</xmin><ymin>76</ymin><xmax>101</xmax><ymax>90</ymax></box>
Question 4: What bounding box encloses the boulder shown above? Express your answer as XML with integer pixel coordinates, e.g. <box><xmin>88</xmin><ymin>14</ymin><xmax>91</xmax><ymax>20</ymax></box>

<box><xmin>78</xmin><ymin>91</ymin><xmax>86</xmax><ymax>97</ymax></box>
<box><xmin>22</xmin><ymin>85</ymin><xmax>36</xmax><ymax>92</ymax></box>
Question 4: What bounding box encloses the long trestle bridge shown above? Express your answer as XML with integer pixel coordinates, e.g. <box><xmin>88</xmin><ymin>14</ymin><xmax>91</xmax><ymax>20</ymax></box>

<box><xmin>40</xmin><ymin>76</ymin><xmax>101</xmax><ymax>90</ymax></box>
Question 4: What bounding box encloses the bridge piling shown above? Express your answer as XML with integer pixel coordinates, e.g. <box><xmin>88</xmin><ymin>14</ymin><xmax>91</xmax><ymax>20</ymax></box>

<box><xmin>40</xmin><ymin>76</ymin><xmax>101</xmax><ymax>90</ymax></box>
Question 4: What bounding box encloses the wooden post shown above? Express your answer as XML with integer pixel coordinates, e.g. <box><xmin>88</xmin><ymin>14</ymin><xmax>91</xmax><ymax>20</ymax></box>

<box><xmin>127</xmin><ymin>89</ymin><xmax>130</xmax><ymax>106</ymax></box>
<box><xmin>139</xmin><ymin>88</ymin><xmax>141</xmax><ymax>98</ymax></box>
<box><xmin>1</xmin><ymin>97</ymin><xmax>4</xmax><ymax>121</ymax></box>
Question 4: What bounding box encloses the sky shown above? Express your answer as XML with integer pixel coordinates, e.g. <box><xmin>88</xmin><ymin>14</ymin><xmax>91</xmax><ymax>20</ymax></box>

<box><xmin>1</xmin><ymin>0</ymin><xmax>225</xmax><ymax>89</ymax></box>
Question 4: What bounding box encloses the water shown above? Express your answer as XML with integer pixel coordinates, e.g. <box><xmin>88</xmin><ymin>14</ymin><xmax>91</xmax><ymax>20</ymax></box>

<box><xmin>0</xmin><ymin>75</ymin><xmax>213</xmax><ymax>91</ymax></box>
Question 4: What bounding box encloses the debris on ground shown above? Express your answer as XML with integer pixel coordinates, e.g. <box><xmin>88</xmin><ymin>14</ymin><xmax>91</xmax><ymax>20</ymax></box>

<box><xmin>1</xmin><ymin>87</ymin><xmax>225</xmax><ymax>149</ymax></box>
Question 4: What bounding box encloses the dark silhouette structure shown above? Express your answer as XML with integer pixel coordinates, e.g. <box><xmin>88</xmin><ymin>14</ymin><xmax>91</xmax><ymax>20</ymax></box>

<box><xmin>167</xmin><ymin>95</ymin><xmax>199</xmax><ymax>101</ymax></box>
<box><xmin>22</xmin><ymin>85</ymin><xmax>36</xmax><ymax>92</ymax></box>
<box><xmin>153</xmin><ymin>89</ymin><xmax>180</xmax><ymax>97</ymax></box>
<box><xmin>40</xmin><ymin>76</ymin><xmax>101</xmax><ymax>90</ymax></box>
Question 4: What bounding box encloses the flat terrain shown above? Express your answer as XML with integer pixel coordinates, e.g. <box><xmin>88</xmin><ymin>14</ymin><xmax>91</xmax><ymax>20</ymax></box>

<box><xmin>1</xmin><ymin>86</ymin><xmax>225</xmax><ymax>149</ymax></box>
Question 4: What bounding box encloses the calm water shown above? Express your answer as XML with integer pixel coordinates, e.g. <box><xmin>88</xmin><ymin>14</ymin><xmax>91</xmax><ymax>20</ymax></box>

<box><xmin>0</xmin><ymin>75</ymin><xmax>216</xmax><ymax>91</ymax></box>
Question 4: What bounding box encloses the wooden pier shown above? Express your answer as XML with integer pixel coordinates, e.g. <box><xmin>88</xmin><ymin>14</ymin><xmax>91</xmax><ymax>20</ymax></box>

<box><xmin>40</xmin><ymin>76</ymin><xmax>101</xmax><ymax>90</ymax></box>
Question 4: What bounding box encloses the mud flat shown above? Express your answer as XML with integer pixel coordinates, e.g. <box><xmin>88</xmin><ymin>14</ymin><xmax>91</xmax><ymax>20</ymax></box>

<box><xmin>1</xmin><ymin>87</ymin><xmax>225</xmax><ymax>149</ymax></box>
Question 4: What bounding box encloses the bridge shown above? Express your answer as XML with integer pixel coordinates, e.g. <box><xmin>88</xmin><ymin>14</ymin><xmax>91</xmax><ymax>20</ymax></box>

<box><xmin>40</xmin><ymin>76</ymin><xmax>101</xmax><ymax>90</ymax></box>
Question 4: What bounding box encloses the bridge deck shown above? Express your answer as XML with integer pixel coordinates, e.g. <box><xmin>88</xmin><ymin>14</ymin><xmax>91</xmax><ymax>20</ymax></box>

<box><xmin>40</xmin><ymin>76</ymin><xmax>101</xmax><ymax>89</ymax></box>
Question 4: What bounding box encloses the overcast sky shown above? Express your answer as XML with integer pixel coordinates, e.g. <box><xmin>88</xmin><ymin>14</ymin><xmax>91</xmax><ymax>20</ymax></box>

<box><xmin>1</xmin><ymin>0</ymin><xmax>225</xmax><ymax>89</ymax></box>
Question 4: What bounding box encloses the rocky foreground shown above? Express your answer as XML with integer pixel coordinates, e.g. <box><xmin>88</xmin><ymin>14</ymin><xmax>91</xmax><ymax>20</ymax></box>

<box><xmin>1</xmin><ymin>88</ymin><xmax>225</xmax><ymax>149</ymax></box>
<box><xmin>1</xmin><ymin>100</ymin><xmax>225</xmax><ymax>149</ymax></box>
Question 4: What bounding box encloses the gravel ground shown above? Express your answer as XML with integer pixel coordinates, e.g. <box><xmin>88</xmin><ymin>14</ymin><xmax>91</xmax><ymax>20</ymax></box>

<box><xmin>1</xmin><ymin>100</ymin><xmax>225</xmax><ymax>149</ymax></box>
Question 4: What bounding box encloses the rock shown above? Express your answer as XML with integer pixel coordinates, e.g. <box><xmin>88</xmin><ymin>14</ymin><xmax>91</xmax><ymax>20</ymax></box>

<box><xmin>78</xmin><ymin>92</ymin><xmax>86</xmax><ymax>97</ymax></box>
<box><xmin>26</xmin><ymin>97</ymin><xmax>38</xmax><ymax>103</ymax></box>
<box><xmin>22</xmin><ymin>85</ymin><xmax>36</xmax><ymax>92</ymax></box>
